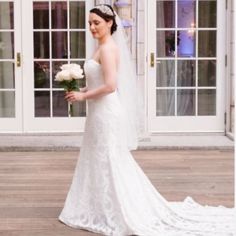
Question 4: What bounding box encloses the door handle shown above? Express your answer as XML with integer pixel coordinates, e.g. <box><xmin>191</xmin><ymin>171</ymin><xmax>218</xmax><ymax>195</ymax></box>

<box><xmin>16</xmin><ymin>52</ymin><xmax>21</xmax><ymax>67</ymax></box>
<box><xmin>150</xmin><ymin>53</ymin><xmax>155</xmax><ymax>67</ymax></box>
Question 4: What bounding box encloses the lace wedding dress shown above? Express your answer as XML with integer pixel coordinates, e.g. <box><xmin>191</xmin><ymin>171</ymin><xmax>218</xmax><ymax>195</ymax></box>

<box><xmin>58</xmin><ymin>59</ymin><xmax>235</xmax><ymax>236</ymax></box>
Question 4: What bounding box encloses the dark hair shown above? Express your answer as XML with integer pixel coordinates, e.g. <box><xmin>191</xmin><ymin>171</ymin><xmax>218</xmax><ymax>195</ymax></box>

<box><xmin>90</xmin><ymin>4</ymin><xmax>117</xmax><ymax>35</ymax></box>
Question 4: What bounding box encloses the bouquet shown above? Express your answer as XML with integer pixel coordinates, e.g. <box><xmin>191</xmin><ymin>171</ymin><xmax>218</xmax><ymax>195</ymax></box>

<box><xmin>55</xmin><ymin>63</ymin><xmax>84</xmax><ymax>117</ymax></box>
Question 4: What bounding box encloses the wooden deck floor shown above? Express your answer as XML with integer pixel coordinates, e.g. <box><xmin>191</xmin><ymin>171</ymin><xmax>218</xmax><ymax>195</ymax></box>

<box><xmin>0</xmin><ymin>150</ymin><xmax>234</xmax><ymax>236</ymax></box>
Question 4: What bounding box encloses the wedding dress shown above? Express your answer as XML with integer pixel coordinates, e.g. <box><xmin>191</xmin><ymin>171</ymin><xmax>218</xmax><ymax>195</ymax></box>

<box><xmin>58</xmin><ymin>59</ymin><xmax>235</xmax><ymax>236</ymax></box>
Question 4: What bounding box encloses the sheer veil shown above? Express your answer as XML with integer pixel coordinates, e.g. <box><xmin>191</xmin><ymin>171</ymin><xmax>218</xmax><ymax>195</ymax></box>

<box><xmin>112</xmin><ymin>12</ymin><xmax>144</xmax><ymax>150</ymax></box>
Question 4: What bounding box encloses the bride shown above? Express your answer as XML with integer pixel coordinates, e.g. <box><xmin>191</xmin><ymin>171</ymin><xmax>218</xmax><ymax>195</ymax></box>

<box><xmin>59</xmin><ymin>4</ymin><xmax>235</xmax><ymax>236</ymax></box>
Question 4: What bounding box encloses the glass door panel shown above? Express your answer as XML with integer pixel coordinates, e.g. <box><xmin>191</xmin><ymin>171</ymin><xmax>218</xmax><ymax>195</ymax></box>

<box><xmin>0</xmin><ymin>0</ymin><xmax>22</xmax><ymax>132</ymax></box>
<box><xmin>0</xmin><ymin>2</ymin><xmax>15</xmax><ymax>118</ymax></box>
<box><xmin>148</xmin><ymin>0</ymin><xmax>225</xmax><ymax>132</ymax></box>
<box><xmin>23</xmin><ymin>0</ymin><xmax>93</xmax><ymax>132</ymax></box>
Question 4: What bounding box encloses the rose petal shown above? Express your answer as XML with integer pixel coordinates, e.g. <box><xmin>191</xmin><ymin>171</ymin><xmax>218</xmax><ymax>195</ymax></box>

<box><xmin>55</xmin><ymin>70</ymin><xmax>71</xmax><ymax>81</ymax></box>
<box><xmin>70</xmin><ymin>69</ymin><xmax>84</xmax><ymax>79</ymax></box>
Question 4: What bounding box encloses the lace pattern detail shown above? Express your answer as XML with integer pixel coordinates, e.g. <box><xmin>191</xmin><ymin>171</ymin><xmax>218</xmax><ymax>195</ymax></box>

<box><xmin>59</xmin><ymin>60</ymin><xmax>235</xmax><ymax>236</ymax></box>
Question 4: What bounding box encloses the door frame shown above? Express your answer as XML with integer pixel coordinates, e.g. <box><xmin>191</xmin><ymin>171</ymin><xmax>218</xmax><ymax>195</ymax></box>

<box><xmin>147</xmin><ymin>0</ymin><xmax>226</xmax><ymax>133</ymax></box>
<box><xmin>0</xmin><ymin>0</ymin><xmax>23</xmax><ymax>132</ymax></box>
<box><xmin>21</xmin><ymin>0</ymin><xmax>94</xmax><ymax>133</ymax></box>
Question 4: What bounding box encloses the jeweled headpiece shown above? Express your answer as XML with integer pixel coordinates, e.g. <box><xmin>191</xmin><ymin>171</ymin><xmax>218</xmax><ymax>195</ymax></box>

<box><xmin>93</xmin><ymin>5</ymin><xmax>114</xmax><ymax>16</ymax></box>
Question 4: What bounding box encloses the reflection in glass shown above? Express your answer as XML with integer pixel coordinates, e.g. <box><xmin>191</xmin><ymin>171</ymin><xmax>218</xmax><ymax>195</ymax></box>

<box><xmin>0</xmin><ymin>32</ymin><xmax>14</xmax><ymax>59</ymax></box>
<box><xmin>177</xmin><ymin>0</ymin><xmax>196</xmax><ymax>28</ymax></box>
<box><xmin>177</xmin><ymin>60</ymin><xmax>195</xmax><ymax>87</ymax></box>
<box><xmin>35</xmin><ymin>91</ymin><xmax>50</xmax><ymax>117</ymax></box>
<box><xmin>70</xmin><ymin>32</ymin><xmax>85</xmax><ymax>58</ymax></box>
<box><xmin>0</xmin><ymin>62</ymin><xmax>14</xmax><ymax>88</ymax></box>
<box><xmin>177</xmin><ymin>30</ymin><xmax>195</xmax><ymax>57</ymax></box>
<box><xmin>156</xmin><ymin>89</ymin><xmax>175</xmax><ymax>116</ymax></box>
<box><xmin>33</xmin><ymin>2</ymin><xmax>49</xmax><ymax>29</ymax></box>
<box><xmin>198</xmin><ymin>89</ymin><xmax>216</xmax><ymax>115</ymax></box>
<box><xmin>156</xmin><ymin>1</ymin><xmax>175</xmax><ymax>28</ymax></box>
<box><xmin>199</xmin><ymin>0</ymin><xmax>216</xmax><ymax>28</ymax></box>
<box><xmin>34</xmin><ymin>32</ymin><xmax>49</xmax><ymax>58</ymax></box>
<box><xmin>198</xmin><ymin>31</ymin><xmax>216</xmax><ymax>57</ymax></box>
<box><xmin>52</xmin><ymin>32</ymin><xmax>68</xmax><ymax>58</ymax></box>
<box><xmin>156</xmin><ymin>60</ymin><xmax>175</xmax><ymax>87</ymax></box>
<box><xmin>52</xmin><ymin>1</ymin><xmax>67</xmax><ymax>29</ymax></box>
<box><xmin>34</xmin><ymin>61</ymin><xmax>50</xmax><ymax>88</ymax></box>
<box><xmin>70</xmin><ymin>2</ymin><xmax>85</xmax><ymax>29</ymax></box>
<box><xmin>53</xmin><ymin>91</ymin><xmax>68</xmax><ymax>117</ymax></box>
<box><xmin>198</xmin><ymin>60</ymin><xmax>216</xmax><ymax>86</ymax></box>
<box><xmin>0</xmin><ymin>2</ymin><xmax>14</xmax><ymax>29</ymax></box>
<box><xmin>156</xmin><ymin>31</ymin><xmax>175</xmax><ymax>57</ymax></box>
<box><xmin>0</xmin><ymin>91</ymin><xmax>15</xmax><ymax>117</ymax></box>
<box><xmin>177</xmin><ymin>89</ymin><xmax>195</xmax><ymax>115</ymax></box>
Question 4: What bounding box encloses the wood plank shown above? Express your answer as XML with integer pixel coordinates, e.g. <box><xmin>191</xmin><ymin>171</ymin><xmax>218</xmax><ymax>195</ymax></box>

<box><xmin>0</xmin><ymin>150</ymin><xmax>234</xmax><ymax>235</ymax></box>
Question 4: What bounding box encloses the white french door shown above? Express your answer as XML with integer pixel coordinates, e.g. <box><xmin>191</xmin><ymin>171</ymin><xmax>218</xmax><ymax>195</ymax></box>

<box><xmin>0</xmin><ymin>0</ymin><xmax>22</xmax><ymax>132</ymax></box>
<box><xmin>147</xmin><ymin>0</ymin><xmax>226</xmax><ymax>132</ymax></box>
<box><xmin>0</xmin><ymin>0</ymin><xmax>94</xmax><ymax>132</ymax></box>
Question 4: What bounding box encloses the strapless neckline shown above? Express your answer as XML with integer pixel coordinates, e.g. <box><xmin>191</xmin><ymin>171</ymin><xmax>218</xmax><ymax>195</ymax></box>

<box><xmin>88</xmin><ymin>59</ymin><xmax>101</xmax><ymax>66</ymax></box>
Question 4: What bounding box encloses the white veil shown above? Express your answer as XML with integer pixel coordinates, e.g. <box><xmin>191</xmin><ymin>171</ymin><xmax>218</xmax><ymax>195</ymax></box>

<box><xmin>112</xmin><ymin>13</ymin><xmax>143</xmax><ymax>150</ymax></box>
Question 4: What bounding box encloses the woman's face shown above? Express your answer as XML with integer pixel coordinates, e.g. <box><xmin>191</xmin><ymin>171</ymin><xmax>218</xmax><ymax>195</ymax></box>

<box><xmin>88</xmin><ymin>13</ymin><xmax>112</xmax><ymax>39</ymax></box>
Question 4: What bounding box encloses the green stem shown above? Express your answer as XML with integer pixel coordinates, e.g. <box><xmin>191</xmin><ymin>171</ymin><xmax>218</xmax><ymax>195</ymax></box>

<box><xmin>69</xmin><ymin>102</ymin><xmax>73</xmax><ymax>117</ymax></box>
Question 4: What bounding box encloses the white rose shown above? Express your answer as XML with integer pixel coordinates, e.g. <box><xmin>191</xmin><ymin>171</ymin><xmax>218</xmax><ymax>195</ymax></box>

<box><xmin>70</xmin><ymin>68</ymin><xmax>84</xmax><ymax>79</ymax></box>
<box><xmin>60</xmin><ymin>63</ymin><xmax>73</xmax><ymax>70</ymax></box>
<box><xmin>55</xmin><ymin>70</ymin><xmax>71</xmax><ymax>81</ymax></box>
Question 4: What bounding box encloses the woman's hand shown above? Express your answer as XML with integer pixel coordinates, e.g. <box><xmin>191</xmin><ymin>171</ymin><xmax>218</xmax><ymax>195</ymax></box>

<box><xmin>65</xmin><ymin>91</ymin><xmax>86</xmax><ymax>102</ymax></box>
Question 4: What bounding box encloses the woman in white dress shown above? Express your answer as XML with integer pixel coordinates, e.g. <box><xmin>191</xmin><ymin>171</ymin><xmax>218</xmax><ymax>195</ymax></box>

<box><xmin>59</xmin><ymin>4</ymin><xmax>235</xmax><ymax>236</ymax></box>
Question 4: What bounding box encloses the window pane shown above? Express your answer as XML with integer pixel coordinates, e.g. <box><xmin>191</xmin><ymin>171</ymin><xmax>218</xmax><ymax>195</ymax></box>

<box><xmin>33</xmin><ymin>2</ymin><xmax>49</xmax><ymax>29</ymax></box>
<box><xmin>156</xmin><ymin>60</ymin><xmax>175</xmax><ymax>87</ymax></box>
<box><xmin>51</xmin><ymin>2</ymin><xmax>67</xmax><ymax>29</ymax></box>
<box><xmin>0</xmin><ymin>91</ymin><xmax>15</xmax><ymax>117</ymax></box>
<box><xmin>52</xmin><ymin>32</ymin><xmax>68</xmax><ymax>58</ymax></box>
<box><xmin>53</xmin><ymin>91</ymin><xmax>68</xmax><ymax>117</ymax></box>
<box><xmin>0</xmin><ymin>32</ymin><xmax>14</xmax><ymax>59</ymax></box>
<box><xmin>177</xmin><ymin>60</ymin><xmax>196</xmax><ymax>87</ymax></box>
<box><xmin>53</xmin><ymin>91</ymin><xmax>86</xmax><ymax>117</ymax></box>
<box><xmin>156</xmin><ymin>1</ymin><xmax>175</xmax><ymax>28</ymax></box>
<box><xmin>34</xmin><ymin>32</ymin><xmax>49</xmax><ymax>58</ymax></box>
<box><xmin>177</xmin><ymin>89</ymin><xmax>195</xmax><ymax>116</ymax></box>
<box><xmin>34</xmin><ymin>61</ymin><xmax>50</xmax><ymax>88</ymax></box>
<box><xmin>177</xmin><ymin>30</ymin><xmax>196</xmax><ymax>57</ymax></box>
<box><xmin>0</xmin><ymin>62</ymin><xmax>14</xmax><ymax>89</ymax></box>
<box><xmin>0</xmin><ymin>2</ymin><xmax>14</xmax><ymax>29</ymax></box>
<box><xmin>156</xmin><ymin>89</ymin><xmax>175</xmax><ymax>116</ymax></box>
<box><xmin>198</xmin><ymin>30</ymin><xmax>216</xmax><ymax>57</ymax></box>
<box><xmin>199</xmin><ymin>0</ymin><xmax>216</xmax><ymax>28</ymax></box>
<box><xmin>70</xmin><ymin>1</ymin><xmax>85</xmax><ymax>29</ymax></box>
<box><xmin>35</xmin><ymin>91</ymin><xmax>50</xmax><ymax>117</ymax></box>
<box><xmin>177</xmin><ymin>0</ymin><xmax>196</xmax><ymax>28</ymax></box>
<box><xmin>70</xmin><ymin>32</ymin><xmax>85</xmax><ymax>58</ymax></box>
<box><xmin>156</xmin><ymin>31</ymin><xmax>175</xmax><ymax>57</ymax></box>
<box><xmin>198</xmin><ymin>89</ymin><xmax>216</xmax><ymax>115</ymax></box>
<box><xmin>198</xmin><ymin>60</ymin><xmax>216</xmax><ymax>86</ymax></box>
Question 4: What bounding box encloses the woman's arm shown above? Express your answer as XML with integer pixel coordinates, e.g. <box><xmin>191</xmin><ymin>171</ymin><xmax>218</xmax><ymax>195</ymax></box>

<box><xmin>65</xmin><ymin>45</ymin><xmax>117</xmax><ymax>102</ymax></box>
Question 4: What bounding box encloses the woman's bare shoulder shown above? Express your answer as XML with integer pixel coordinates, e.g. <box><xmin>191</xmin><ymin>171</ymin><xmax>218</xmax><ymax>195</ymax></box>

<box><xmin>100</xmin><ymin>40</ymin><xmax>119</xmax><ymax>54</ymax></box>
<box><xmin>99</xmin><ymin>41</ymin><xmax>119</xmax><ymax>64</ymax></box>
